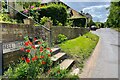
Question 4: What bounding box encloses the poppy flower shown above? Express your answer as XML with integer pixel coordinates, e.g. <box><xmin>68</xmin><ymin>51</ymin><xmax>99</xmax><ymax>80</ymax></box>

<box><xmin>21</xmin><ymin>57</ymin><xmax>25</xmax><ymax>60</ymax></box>
<box><xmin>40</xmin><ymin>56</ymin><xmax>44</xmax><ymax>59</ymax></box>
<box><xmin>20</xmin><ymin>48</ymin><xmax>24</xmax><ymax>51</ymax></box>
<box><xmin>26</xmin><ymin>49</ymin><xmax>30</xmax><ymax>53</ymax></box>
<box><xmin>41</xmin><ymin>61</ymin><xmax>46</xmax><ymax>64</ymax></box>
<box><xmin>46</xmin><ymin>48</ymin><xmax>52</xmax><ymax>52</ymax></box>
<box><xmin>48</xmin><ymin>54</ymin><xmax>51</xmax><ymax>57</ymax></box>
<box><xmin>24</xmin><ymin>42</ymin><xmax>29</xmax><ymax>46</ymax></box>
<box><xmin>32</xmin><ymin>56</ymin><xmax>38</xmax><ymax>61</ymax></box>
<box><xmin>34</xmin><ymin>38</ymin><xmax>37</xmax><ymax>41</ymax></box>
<box><xmin>25</xmin><ymin>58</ymin><xmax>30</xmax><ymax>63</ymax></box>
<box><xmin>32</xmin><ymin>45</ymin><xmax>36</xmax><ymax>49</ymax></box>
<box><xmin>40</xmin><ymin>47</ymin><xmax>43</xmax><ymax>52</ymax></box>
<box><xmin>28</xmin><ymin>41</ymin><xmax>32</xmax><ymax>45</ymax></box>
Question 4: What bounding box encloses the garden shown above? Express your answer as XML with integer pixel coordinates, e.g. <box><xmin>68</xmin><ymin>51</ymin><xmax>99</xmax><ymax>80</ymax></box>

<box><xmin>1</xmin><ymin>1</ymin><xmax>99</xmax><ymax>79</ymax></box>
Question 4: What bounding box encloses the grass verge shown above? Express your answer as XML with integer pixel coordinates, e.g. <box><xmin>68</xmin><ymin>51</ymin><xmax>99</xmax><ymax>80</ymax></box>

<box><xmin>112</xmin><ymin>28</ymin><xmax>120</xmax><ymax>32</ymax></box>
<box><xmin>59</xmin><ymin>32</ymin><xmax>99</xmax><ymax>69</ymax></box>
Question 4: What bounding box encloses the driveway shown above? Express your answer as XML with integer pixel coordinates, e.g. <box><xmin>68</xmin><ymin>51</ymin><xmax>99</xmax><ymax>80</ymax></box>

<box><xmin>80</xmin><ymin>28</ymin><xmax>119</xmax><ymax>78</ymax></box>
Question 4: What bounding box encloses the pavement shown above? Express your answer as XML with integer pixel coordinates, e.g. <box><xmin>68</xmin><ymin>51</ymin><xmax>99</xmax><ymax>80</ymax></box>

<box><xmin>80</xmin><ymin>28</ymin><xmax>119</xmax><ymax>78</ymax></box>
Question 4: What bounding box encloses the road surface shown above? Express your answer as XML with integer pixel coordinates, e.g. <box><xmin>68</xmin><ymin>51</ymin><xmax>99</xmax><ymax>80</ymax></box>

<box><xmin>80</xmin><ymin>28</ymin><xmax>119</xmax><ymax>78</ymax></box>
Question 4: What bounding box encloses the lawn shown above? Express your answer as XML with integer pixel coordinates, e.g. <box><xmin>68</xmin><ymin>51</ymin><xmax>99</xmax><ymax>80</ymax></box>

<box><xmin>59</xmin><ymin>32</ymin><xmax>99</xmax><ymax>68</ymax></box>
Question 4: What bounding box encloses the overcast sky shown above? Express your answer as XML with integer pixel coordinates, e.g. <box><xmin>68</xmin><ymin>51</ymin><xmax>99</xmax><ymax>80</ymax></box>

<box><xmin>61</xmin><ymin>1</ymin><xmax>110</xmax><ymax>22</ymax></box>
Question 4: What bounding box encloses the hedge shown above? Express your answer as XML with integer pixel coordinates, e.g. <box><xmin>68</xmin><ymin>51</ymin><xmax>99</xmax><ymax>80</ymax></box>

<box><xmin>15</xmin><ymin>3</ymin><xmax>68</xmax><ymax>26</ymax></box>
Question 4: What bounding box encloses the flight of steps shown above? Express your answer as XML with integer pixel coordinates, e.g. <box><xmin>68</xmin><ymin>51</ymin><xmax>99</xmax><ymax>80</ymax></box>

<box><xmin>51</xmin><ymin>48</ymin><xmax>80</xmax><ymax>75</ymax></box>
<box><xmin>34</xmin><ymin>40</ymin><xmax>79</xmax><ymax>76</ymax></box>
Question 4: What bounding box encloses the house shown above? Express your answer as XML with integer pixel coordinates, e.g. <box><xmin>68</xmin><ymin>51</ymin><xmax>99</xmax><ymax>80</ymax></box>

<box><xmin>1</xmin><ymin>0</ymin><xmax>89</xmax><ymax>27</ymax></box>
<box><xmin>40</xmin><ymin>0</ymin><xmax>87</xmax><ymax>27</ymax></box>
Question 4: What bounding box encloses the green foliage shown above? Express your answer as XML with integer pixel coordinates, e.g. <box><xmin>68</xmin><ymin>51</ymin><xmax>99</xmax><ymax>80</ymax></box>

<box><xmin>95</xmin><ymin>22</ymin><xmax>105</xmax><ymax>28</ymax></box>
<box><xmin>16</xmin><ymin>3</ymin><xmax>68</xmax><ymax>26</ymax></box>
<box><xmin>72</xmin><ymin>18</ymin><xmax>86</xmax><ymax>27</ymax></box>
<box><xmin>57</xmin><ymin>34</ymin><xmax>68</xmax><ymax>44</ymax></box>
<box><xmin>3</xmin><ymin>36</ymin><xmax>53</xmax><ymax>79</ymax></box>
<box><xmin>65</xmin><ymin>74</ymin><xmax>79</xmax><ymax>79</ymax></box>
<box><xmin>87</xmin><ymin>19</ymin><xmax>95</xmax><ymax>27</ymax></box>
<box><xmin>16</xmin><ymin>1</ymin><xmax>41</xmax><ymax>9</ymax></box>
<box><xmin>59</xmin><ymin>32</ymin><xmax>99</xmax><ymax>68</ymax></box>
<box><xmin>48</xmin><ymin>66</ymin><xmax>68</xmax><ymax>79</ymax></box>
<box><xmin>106</xmin><ymin>1</ymin><xmax>120</xmax><ymax>28</ymax></box>
<box><xmin>66</xmin><ymin>20</ymin><xmax>73</xmax><ymax>27</ymax></box>
<box><xmin>0</xmin><ymin>12</ymin><xmax>17</xmax><ymax>24</ymax></box>
<box><xmin>40</xmin><ymin>16</ymin><xmax>53</xmax><ymax>25</ymax></box>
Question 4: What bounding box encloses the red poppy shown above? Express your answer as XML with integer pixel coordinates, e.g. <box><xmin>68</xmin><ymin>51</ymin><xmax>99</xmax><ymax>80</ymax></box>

<box><xmin>40</xmin><ymin>47</ymin><xmax>43</xmax><ymax>52</ymax></box>
<box><xmin>20</xmin><ymin>48</ymin><xmax>24</xmax><ymax>51</ymax></box>
<box><xmin>24</xmin><ymin>42</ymin><xmax>29</xmax><ymax>46</ymax></box>
<box><xmin>26</xmin><ymin>49</ymin><xmax>30</xmax><ymax>53</ymax></box>
<box><xmin>28</xmin><ymin>41</ymin><xmax>32</xmax><ymax>45</ymax></box>
<box><xmin>32</xmin><ymin>45</ymin><xmax>36</xmax><ymax>49</ymax></box>
<box><xmin>46</xmin><ymin>48</ymin><xmax>52</xmax><ymax>52</ymax></box>
<box><xmin>41</xmin><ymin>61</ymin><xmax>46</xmax><ymax>64</ymax></box>
<box><xmin>32</xmin><ymin>56</ymin><xmax>38</xmax><ymax>61</ymax></box>
<box><xmin>25</xmin><ymin>58</ymin><xmax>30</xmax><ymax>63</ymax></box>
<box><xmin>40</xmin><ymin>56</ymin><xmax>44</xmax><ymax>59</ymax></box>
<box><xmin>48</xmin><ymin>54</ymin><xmax>51</xmax><ymax>57</ymax></box>
<box><xmin>21</xmin><ymin>57</ymin><xmax>25</xmax><ymax>60</ymax></box>
<box><xmin>34</xmin><ymin>38</ymin><xmax>37</xmax><ymax>41</ymax></box>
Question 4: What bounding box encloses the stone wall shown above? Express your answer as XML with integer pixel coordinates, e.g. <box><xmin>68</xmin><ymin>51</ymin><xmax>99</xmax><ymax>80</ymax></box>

<box><xmin>1</xmin><ymin>23</ymin><xmax>46</xmax><ymax>69</ymax></box>
<box><xmin>51</xmin><ymin>26</ymin><xmax>89</xmax><ymax>43</ymax></box>
<box><xmin>1</xmin><ymin>23</ymin><xmax>89</xmax><ymax>70</ymax></box>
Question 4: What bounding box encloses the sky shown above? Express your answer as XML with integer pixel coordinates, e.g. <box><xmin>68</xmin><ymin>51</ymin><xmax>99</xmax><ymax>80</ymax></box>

<box><xmin>61</xmin><ymin>1</ymin><xmax>111</xmax><ymax>22</ymax></box>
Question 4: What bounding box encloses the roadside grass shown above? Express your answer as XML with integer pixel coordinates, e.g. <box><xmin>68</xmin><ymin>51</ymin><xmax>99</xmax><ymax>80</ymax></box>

<box><xmin>59</xmin><ymin>32</ymin><xmax>99</xmax><ymax>69</ymax></box>
<box><xmin>112</xmin><ymin>28</ymin><xmax>120</xmax><ymax>32</ymax></box>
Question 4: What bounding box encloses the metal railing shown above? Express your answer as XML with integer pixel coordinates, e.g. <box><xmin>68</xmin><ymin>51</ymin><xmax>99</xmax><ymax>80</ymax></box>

<box><xmin>4</xmin><ymin>3</ymin><xmax>52</xmax><ymax>47</ymax></box>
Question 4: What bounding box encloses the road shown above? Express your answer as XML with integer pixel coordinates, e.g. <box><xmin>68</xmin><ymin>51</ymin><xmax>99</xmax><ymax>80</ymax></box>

<box><xmin>80</xmin><ymin>28</ymin><xmax>119</xmax><ymax>78</ymax></box>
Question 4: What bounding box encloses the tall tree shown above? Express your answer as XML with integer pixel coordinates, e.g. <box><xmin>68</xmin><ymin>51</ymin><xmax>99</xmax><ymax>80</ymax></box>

<box><xmin>106</xmin><ymin>1</ymin><xmax>120</xmax><ymax>28</ymax></box>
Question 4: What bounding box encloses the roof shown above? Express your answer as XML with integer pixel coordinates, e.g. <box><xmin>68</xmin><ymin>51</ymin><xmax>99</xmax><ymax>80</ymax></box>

<box><xmin>68</xmin><ymin>16</ymin><xmax>86</xmax><ymax>20</ymax></box>
<box><xmin>41</xmin><ymin>0</ymin><xmax>60</xmax><ymax>4</ymax></box>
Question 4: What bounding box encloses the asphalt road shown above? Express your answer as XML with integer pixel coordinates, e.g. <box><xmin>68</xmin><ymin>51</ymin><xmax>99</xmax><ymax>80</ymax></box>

<box><xmin>80</xmin><ymin>28</ymin><xmax>119</xmax><ymax>78</ymax></box>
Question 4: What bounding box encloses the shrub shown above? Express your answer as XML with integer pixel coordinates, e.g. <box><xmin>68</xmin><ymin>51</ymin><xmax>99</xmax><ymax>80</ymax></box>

<box><xmin>0</xmin><ymin>13</ymin><xmax>17</xmax><ymax>23</ymax></box>
<box><xmin>48</xmin><ymin>66</ymin><xmax>68</xmax><ymax>79</ymax></box>
<box><xmin>16</xmin><ymin>3</ymin><xmax>68</xmax><ymax>26</ymax></box>
<box><xmin>40</xmin><ymin>16</ymin><xmax>52</xmax><ymax>25</ymax></box>
<box><xmin>57</xmin><ymin>34</ymin><xmax>68</xmax><ymax>44</ymax></box>
<box><xmin>3</xmin><ymin>36</ymin><xmax>53</xmax><ymax>79</ymax></box>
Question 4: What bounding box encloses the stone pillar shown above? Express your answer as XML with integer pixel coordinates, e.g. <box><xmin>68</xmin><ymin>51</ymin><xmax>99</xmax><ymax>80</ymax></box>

<box><xmin>44</xmin><ymin>20</ymin><xmax>52</xmax><ymax>47</ymax></box>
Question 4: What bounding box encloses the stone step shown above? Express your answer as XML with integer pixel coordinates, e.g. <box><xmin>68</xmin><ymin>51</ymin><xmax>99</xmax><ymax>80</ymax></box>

<box><xmin>51</xmin><ymin>48</ymin><xmax>60</xmax><ymax>55</ymax></box>
<box><xmin>70</xmin><ymin>68</ymin><xmax>80</xmax><ymax>75</ymax></box>
<box><xmin>60</xmin><ymin>59</ymin><xmax>74</xmax><ymax>70</ymax></box>
<box><xmin>51</xmin><ymin>53</ymin><xmax>66</xmax><ymax>62</ymax></box>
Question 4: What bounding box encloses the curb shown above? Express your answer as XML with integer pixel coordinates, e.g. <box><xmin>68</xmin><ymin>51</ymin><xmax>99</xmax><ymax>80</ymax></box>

<box><xmin>79</xmin><ymin>37</ymin><xmax>101</xmax><ymax>78</ymax></box>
